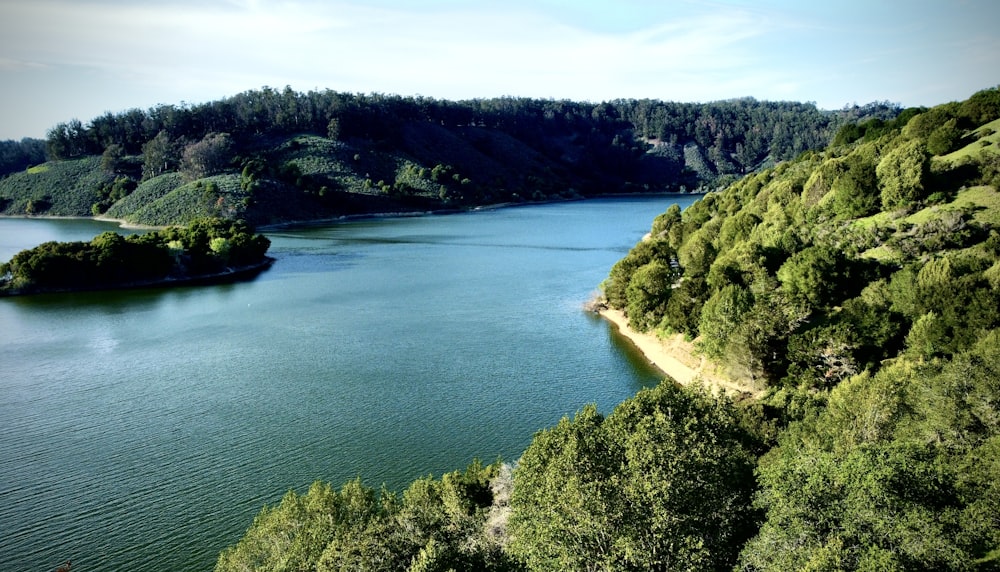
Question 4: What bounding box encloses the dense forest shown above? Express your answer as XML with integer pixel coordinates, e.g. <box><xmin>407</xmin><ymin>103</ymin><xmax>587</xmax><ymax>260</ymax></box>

<box><xmin>212</xmin><ymin>86</ymin><xmax>1000</xmax><ymax>571</ymax></box>
<box><xmin>0</xmin><ymin>138</ymin><xmax>46</xmax><ymax>178</ymax></box>
<box><xmin>0</xmin><ymin>88</ymin><xmax>898</xmax><ymax>226</ymax></box>
<box><xmin>0</xmin><ymin>217</ymin><xmax>270</xmax><ymax>295</ymax></box>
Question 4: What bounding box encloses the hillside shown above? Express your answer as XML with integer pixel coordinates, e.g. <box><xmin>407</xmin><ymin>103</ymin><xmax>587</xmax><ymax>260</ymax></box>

<box><xmin>602</xmin><ymin>85</ymin><xmax>1000</xmax><ymax>390</ymax></box>
<box><xmin>598</xmin><ymin>85</ymin><xmax>1000</xmax><ymax>569</ymax></box>
<box><xmin>0</xmin><ymin>89</ymin><xmax>897</xmax><ymax>226</ymax></box>
<box><xmin>212</xmin><ymin>86</ymin><xmax>1000</xmax><ymax>571</ymax></box>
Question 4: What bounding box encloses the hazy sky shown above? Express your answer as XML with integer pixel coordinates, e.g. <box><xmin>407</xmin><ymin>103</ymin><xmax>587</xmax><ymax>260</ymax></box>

<box><xmin>0</xmin><ymin>0</ymin><xmax>997</xmax><ymax>140</ymax></box>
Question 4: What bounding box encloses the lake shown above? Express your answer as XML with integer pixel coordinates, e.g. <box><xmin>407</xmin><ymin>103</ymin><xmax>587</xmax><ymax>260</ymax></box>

<box><xmin>0</xmin><ymin>195</ymin><xmax>697</xmax><ymax>572</ymax></box>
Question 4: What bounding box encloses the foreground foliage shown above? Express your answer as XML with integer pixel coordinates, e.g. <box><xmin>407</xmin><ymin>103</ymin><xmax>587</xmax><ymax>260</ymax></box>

<box><xmin>215</xmin><ymin>460</ymin><xmax>518</xmax><ymax>572</ymax></box>
<box><xmin>216</xmin><ymin>384</ymin><xmax>767</xmax><ymax>572</ymax></box>
<box><xmin>508</xmin><ymin>383</ymin><xmax>763</xmax><ymax>571</ymax></box>
<box><xmin>0</xmin><ymin>217</ymin><xmax>270</xmax><ymax>295</ymax></box>
<box><xmin>742</xmin><ymin>336</ymin><xmax>1000</xmax><ymax>569</ymax></box>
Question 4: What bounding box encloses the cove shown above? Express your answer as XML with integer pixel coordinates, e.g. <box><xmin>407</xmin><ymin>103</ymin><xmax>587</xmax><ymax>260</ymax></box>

<box><xmin>0</xmin><ymin>195</ymin><xmax>698</xmax><ymax>572</ymax></box>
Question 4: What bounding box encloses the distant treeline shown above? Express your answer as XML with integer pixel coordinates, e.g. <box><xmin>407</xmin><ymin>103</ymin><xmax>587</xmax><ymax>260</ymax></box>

<box><xmin>22</xmin><ymin>88</ymin><xmax>898</xmax><ymax>185</ymax></box>
<box><xmin>0</xmin><ymin>138</ymin><xmax>46</xmax><ymax>178</ymax></box>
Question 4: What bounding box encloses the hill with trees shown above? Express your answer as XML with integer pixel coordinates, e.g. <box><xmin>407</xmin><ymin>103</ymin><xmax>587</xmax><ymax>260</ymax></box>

<box><xmin>210</xmin><ymin>86</ymin><xmax>1000</xmax><ymax>571</ymax></box>
<box><xmin>0</xmin><ymin>88</ymin><xmax>897</xmax><ymax>226</ymax></box>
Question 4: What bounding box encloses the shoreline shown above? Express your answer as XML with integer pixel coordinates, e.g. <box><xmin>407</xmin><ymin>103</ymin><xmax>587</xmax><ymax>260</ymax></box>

<box><xmin>597</xmin><ymin>307</ymin><xmax>761</xmax><ymax>398</ymax></box>
<box><xmin>257</xmin><ymin>191</ymin><xmax>704</xmax><ymax>230</ymax></box>
<box><xmin>0</xmin><ymin>258</ymin><xmax>275</xmax><ymax>298</ymax></box>
<box><xmin>0</xmin><ymin>213</ymin><xmax>167</xmax><ymax>230</ymax></box>
<box><xmin>1</xmin><ymin>191</ymin><xmax>703</xmax><ymax>232</ymax></box>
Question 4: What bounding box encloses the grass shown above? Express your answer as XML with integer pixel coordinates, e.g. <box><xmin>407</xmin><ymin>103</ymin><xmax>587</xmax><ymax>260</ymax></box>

<box><xmin>948</xmin><ymin>185</ymin><xmax>1000</xmax><ymax>226</ymax></box>
<box><xmin>896</xmin><ymin>186</ymin><xmax>1000</xmax><ymax>227</ymax></box>
<box><xmin>851</xmin><ymin>209</ymin><xmax>900</xmax><ymax>231</ymax></box>
<box><xmin>0</xmin><ymin>156</ymin><xmax>110</xmax><ymax>216</ymax></box>
<box><xmin>857</xmin><ymin>185</ymin><xmax>1000</xmax><ymax>262</ymax></box>
<box><xmin>859</xmin><ymin>244</ymin><xmax>896</xmax><ymax>262</ymax></box>
<box><xmin>106</xmin><ymin>173</ymin><xmax>185</xmax><ymax>220</ymax></box>
<box><xmin>938</xmin><ymin>118</ymin><xmax>1000</xmax><ymax>163</ymax></box>
<box><xmin>125</xmin><ymin>175</ymin><xmax>247</xmax><ymax>226</ymax></box>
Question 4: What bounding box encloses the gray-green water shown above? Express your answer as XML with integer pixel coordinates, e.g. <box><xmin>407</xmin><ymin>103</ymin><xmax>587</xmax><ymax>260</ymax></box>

<box><xmin>0</xmin><ymin>196</ymin><xmax>697</xmax><ymax>572</ymax></box>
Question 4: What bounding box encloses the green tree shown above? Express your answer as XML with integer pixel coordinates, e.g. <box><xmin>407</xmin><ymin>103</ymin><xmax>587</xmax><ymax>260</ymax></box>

<box><xmin>101</xmin><ymin>143</ymin><xmax>125</xmax><ymax>174</ymax></box>
<box><xmin>927</xmin><ymin>118</ymin><xmax>962</xmax><ymax>156</ymax></box>
<box><xmin>508</xmin><ymin>383</ymin><xmax>759</xmax><ymax>571</ymax></box>
<box><xmin>741</xmin><ymin>342</ymin><xmax>1000</xmax><ymax>570</ymax></box>
<box><xmin>327</xmin><ymin>117</ymin><xmax>342</xmax><ymax>141</ymax></box>
<box><xmin>180</xmin><ymin>132</ymin><xmax>234</xmax><ymax>181</ymax></box>
<box><xmin>829</xmin><ymin>153</ymin><xmax>879</xmax><ymax>219</ymax></box>
<box><xmin>676</xmin><ymin>229</ymin><xmax>717</xmax><ymax>277</ymax></box>
<box><xmin>877</xmin><ymin>139</ymin><xmax>931</xmax><ymax>209</ymax></box>
<box><xmin>624</xmin><ymin>260</ymin><xmax>677</xmax><ymax>332</ymax></box>
<box><xmin>698</xmin><ymin>284</ymin><xmax>754</xmax><ymax>362</ymax></box>
<box><xmin>602</xmin><ymin>238</ymin><xmax>674</xmax><ymax>310</ymax></box>
<box><xmin>142</xmin><ymin>130</ymin><xmax>177</xmax><ymax>180</ymax></box>
<box><xmin>662</xmin><ymin>274</ymin><xmax>708</xmax><ymax>337</ymax></box>
<box><xmin>781</xmin><ymin>244</ymin><xmax>881</xmax><ymax>310</ymax></box>
<box><xmin>832</xmin><ymin>122</ymin><xmax>863</xmax><ymax>146</ymax></box>
<box><xmin>650</xmin><ymin>203</ymin><xmax>682</xmax><ymax>243</ymax></box>
<box><xmin>957</xmin><ymin>86</ymin><xmax>1000</xmax><ymax>126</ymax></box>
<box><xmin>904</xmin><ymin>311</ymin><xmax>949</xmax><ymax>360</ymax></box>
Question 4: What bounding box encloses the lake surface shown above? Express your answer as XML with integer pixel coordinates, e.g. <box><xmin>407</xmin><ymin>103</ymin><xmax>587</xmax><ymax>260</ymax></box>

<box><xmin>0</xmin><ymin>196</ymin><xmax>697</xmax><ymax>572</ymax></box>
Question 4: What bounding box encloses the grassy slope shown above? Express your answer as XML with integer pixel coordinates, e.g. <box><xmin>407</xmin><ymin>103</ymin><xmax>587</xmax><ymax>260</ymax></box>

<box><xmin>0</xmin><ymin>126</ymin><xmax>571</xmax><ymax>226</ymax></box>
<box><xmin>852</xmin><ymin>119</ymin><xmax>1000</xmax><ymax>262</ymax></box>
<box><xmin>939</xmin><ymin>117</ymin><xmax>1000</xmax><ymax>163</ymax></box>
<box><xmin>0</xmin><ymin>116</ymin><xmax>674</xmax><ymax>226</ymax></box>
<box><xmin>0</xmin><ymin>156</ymin><xmax>112</xmax><ymax>216</ymax></box>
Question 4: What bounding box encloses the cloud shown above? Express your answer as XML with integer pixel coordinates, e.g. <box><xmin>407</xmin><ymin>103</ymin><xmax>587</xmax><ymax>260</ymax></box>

<box><xmin>0</xmin><ymin>57</ymin><xmax>48</xmax><ymax>71</ymax></box>
<box><xmin>0</xmin><ymin>0</ymin><xmax>792</xmax><ymax>102</ymax></box>
<box><xmin>1</xmin><ymin>0</ymin><xmax>996</xmax><ymax>138</ymax></box>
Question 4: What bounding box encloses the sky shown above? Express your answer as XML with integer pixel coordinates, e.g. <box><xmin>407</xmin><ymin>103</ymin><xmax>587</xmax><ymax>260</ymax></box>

<box><xmin>0</xmin><ymin>0</ymin><xmax>998</xmax><ymax>140</ymax></box>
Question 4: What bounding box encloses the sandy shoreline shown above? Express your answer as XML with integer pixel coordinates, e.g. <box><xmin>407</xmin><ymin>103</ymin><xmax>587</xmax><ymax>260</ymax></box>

<box><xmin>0</xmin><ymin>213</ymin><xmax>165</xmax><ymax>230</ymax></box>
<box><xmin>597</xmin><ymin>307</ymin><xmax>761</xmax><ymax>398</ymax></box>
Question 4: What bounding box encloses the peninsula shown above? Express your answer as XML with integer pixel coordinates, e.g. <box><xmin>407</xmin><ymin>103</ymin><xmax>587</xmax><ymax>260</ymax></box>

<box><xmin>0</xmin><ymin>217</ymin><xmax>271</xmax><ymax>296</ymax></box>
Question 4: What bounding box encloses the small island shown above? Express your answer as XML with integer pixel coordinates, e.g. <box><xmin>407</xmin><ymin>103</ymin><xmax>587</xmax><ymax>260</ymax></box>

<box><xmin>0</xmin><ymin>217</ymin><xmax>272</xmax><ymax>296</ymax></box>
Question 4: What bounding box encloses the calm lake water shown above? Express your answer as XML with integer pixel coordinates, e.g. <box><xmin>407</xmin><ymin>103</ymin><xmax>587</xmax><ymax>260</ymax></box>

<box><xmin>0</xmin><ymin>196</ymin><xmax>697</xmax><ymax>572</ymax></box>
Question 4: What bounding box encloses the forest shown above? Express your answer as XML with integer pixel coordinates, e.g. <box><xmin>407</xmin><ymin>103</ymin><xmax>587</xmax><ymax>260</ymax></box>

<box><xmin>0</xmin><ymin>217</ymin><xmax>270</xmax><ymax>295</ymax></box>
<box><xmin>211</xmin><ymin>86</ymin><xmax>1000</xmax><ymax>571</ymax></box>
<box><xmin>0</xmin><ymin>88</ymin><xmax>897</xmax><ymax>226</ymax></box>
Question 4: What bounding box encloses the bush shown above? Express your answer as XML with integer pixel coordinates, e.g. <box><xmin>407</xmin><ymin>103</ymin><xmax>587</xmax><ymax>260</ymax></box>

<box><xmin>877</xmin><ymin>139</ymin><xmax>931</xmax><ymax>209</ymax></box>
<box><xmin>508</xmin><ymin>383</ymin><xmax>759</xmax><ymax>571</ymax></box>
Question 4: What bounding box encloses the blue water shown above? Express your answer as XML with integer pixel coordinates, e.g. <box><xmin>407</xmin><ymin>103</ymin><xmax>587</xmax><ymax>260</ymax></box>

<box><xmin>0</xmin><ymin>196</ymin><xmax>697</xmax><ymax>572</ymax></box>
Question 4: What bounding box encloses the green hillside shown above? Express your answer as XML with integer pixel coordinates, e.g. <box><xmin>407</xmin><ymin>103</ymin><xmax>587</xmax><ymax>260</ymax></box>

<box><xmin>0</xmin><ymin>156</ymin><xmax>113</xmax><ymax>216</ymax></box>
<box><xmin>0</xmin><ymin>89</ymin><xmax>897</xmax><ymax>226</ymax></box>
<box><xmin>598</xmin><ymin>85</ymin><xmax>1000</xmax><ymax>569</ymax></box>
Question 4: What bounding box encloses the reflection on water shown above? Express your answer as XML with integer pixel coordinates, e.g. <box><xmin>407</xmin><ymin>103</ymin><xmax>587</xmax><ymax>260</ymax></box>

<box><xmin>599</xmin><ymin>312</ymin><xmax>667</xmax><ymax>380</ymax></box>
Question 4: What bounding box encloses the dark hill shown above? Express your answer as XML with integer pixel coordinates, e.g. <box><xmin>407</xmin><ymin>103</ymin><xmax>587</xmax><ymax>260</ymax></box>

<box><xmin>0</xmin><ymin>89</ymin><xmax>898</xmax><ymax>226</ymax></box>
